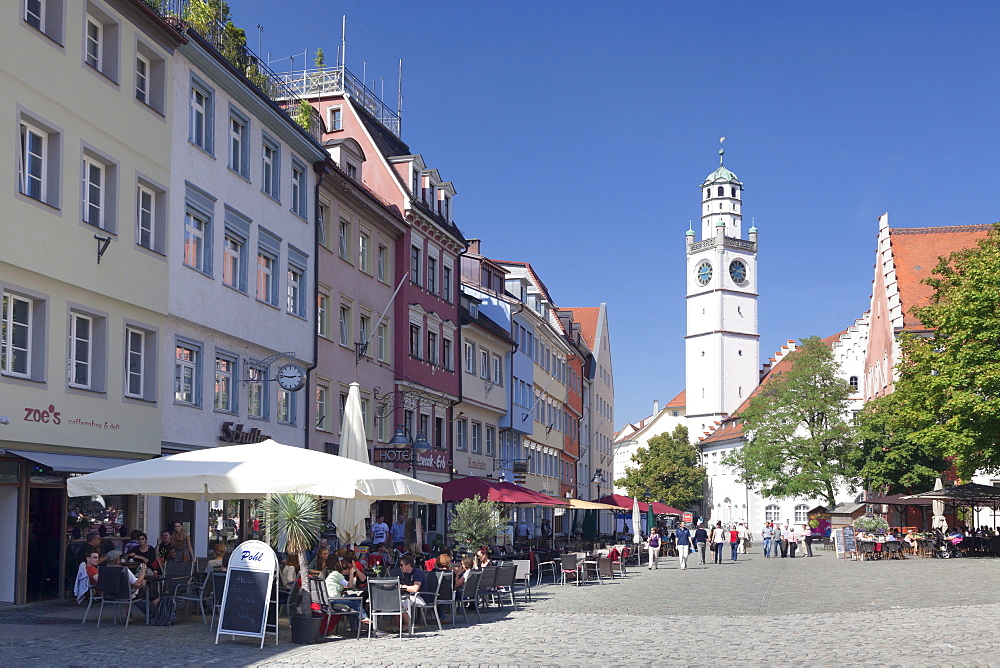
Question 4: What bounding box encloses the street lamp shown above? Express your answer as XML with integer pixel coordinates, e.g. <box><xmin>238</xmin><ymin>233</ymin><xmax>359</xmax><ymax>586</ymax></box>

<box><xmin>388</xmin><ymin>426</ymin><xmax>431</xmax><ymax>479</ymax></box>
<box><xmin>591</xmin><ymin>468</ymin><xmax>606</xmax><ymax>499</ymax></box>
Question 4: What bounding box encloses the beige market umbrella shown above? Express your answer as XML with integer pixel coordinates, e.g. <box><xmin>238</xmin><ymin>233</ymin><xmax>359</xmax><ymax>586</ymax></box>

<box><xmin>931</xmin><ymin>476</ymin><xmax>948</xmax><ymax>531</ymax></box>
<box><xmin>329</xmin><ymin>382</ymin><xmax>372</xmax><ymax>547</ymax></box>
<box><xmin>66</xmin><ymin>439</ymin><xmax>441</xmax><ymax>503</ymax></box>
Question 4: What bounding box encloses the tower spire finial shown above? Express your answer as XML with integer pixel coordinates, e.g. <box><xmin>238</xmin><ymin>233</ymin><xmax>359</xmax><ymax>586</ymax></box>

<box><xmin>719</xmin><ymin>136</ymin><xmax>725</xmax><ymax>165</ymax></box>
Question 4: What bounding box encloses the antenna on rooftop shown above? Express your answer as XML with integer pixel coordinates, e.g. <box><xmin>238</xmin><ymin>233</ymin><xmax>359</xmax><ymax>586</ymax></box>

<box><xmin>340</xmin><ymin>15</ymin><xmax>347</xmax><ymax>69</ymax></box>
<box><xmin>397</xmin><ymin>58</ymin><xmax>404</xmax><ymax>136</ymax></box>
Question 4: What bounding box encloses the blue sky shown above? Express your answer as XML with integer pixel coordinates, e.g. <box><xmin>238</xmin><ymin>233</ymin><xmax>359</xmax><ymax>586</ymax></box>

<box><xmin>233</xmin><ymin>1</ymin><xmax>1000</xmax><ymax>430</ymax></box>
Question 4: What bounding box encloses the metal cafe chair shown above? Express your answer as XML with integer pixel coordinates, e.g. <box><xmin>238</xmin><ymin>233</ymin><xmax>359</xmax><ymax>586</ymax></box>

<box><xmin>367</xmin><ymin>578</ymin><xmax>404</xmax><ymax>641</ymax></box>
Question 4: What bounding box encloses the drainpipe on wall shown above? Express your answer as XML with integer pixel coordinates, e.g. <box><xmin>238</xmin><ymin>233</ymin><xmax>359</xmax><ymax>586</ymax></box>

<box><xmin>304</xmin><ymin>160</ymin><xmax>328</xmax><ymax>450</ymax></box>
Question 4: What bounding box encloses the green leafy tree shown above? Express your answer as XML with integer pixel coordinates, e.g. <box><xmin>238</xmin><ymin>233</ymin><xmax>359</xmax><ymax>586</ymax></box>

<box><xmin>448</xmin><ymin>496</ymin><xmax>505</xmax><ymax>552</ymax></box>
<box><xmin>853</xmin><ymin>391</ymin><xmax>949</xmax><ymax>494</ymax></box>
<box><xmin>724</xmin><ymin>336</ymin><xmax>856</xmax><ymax>507</ymax></box>
<box><xmin>293</xmin><ymin>99</ymin><xmax>315</xmax><ymax>131</ymax></box>
<box><xmin>315</xmin><ymin>47</ymin><xmax>325</xmax><ymax>69</ymax></box>
<box><xmin>615</xmin><ymin>425</ymin><xmax>705</xmax><ymax>509</ymax></box>
<box><xmin>882</xmin><ymin>224</ymin><xmax>1000</xmax><ymax>478</ymax></box>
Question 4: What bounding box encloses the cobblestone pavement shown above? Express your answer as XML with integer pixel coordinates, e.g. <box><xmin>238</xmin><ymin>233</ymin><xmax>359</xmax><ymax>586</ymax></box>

<box><xmin>2</xmin><ymin>548</ymin><xmax>1000</xmax><ymax>666</ymax></box>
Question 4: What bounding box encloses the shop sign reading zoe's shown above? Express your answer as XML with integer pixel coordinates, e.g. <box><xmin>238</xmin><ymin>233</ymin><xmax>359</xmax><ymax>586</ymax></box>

<box><xmin>21</xmin><ymin>404</ymin><xmax>122</xmax><ymax>430</ymax></box>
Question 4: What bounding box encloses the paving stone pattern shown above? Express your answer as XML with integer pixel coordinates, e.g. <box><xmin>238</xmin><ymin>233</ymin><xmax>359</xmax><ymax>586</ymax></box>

<box><xmin>2</xmin><ymin>549</ymin><xmax>999</xmax><ymax>666</ymax></box>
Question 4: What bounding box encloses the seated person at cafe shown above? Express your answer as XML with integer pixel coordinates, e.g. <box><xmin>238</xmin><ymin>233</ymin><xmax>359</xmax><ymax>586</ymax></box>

<box><xmin>398</xmin><ymin>556</ymin><xmax>434</xmax><ymax>630</ymax></box>
<box><xmin>79</xmin><ymin>532</ymin><xmax>106</xmax><ymax>566</ymax></box>
<box><xmin>473</xmin><ymin>546</ymin><xmax>492</xmax><ymax>569</ymax></box>
<box><xmin>343</xmin><ymin>551</ymin><xmax>369</xmax><ymax>585</ymax></box>
<box><xmin>126</xmin><ymin>533</ymin><xmax>157</xmax><ymax>567</ymax></box>
<box><xmin>308</xmin><ymin>546</ymin><xmax>331</xmax><ymax>576</ymax></box>
<box><xmin>453</xmin><ymin>557</ymin><xmax>473</xmax><ymax>603</ymax></box>
<box><xmin>123</xmin><ymin>529</ymin><xmax>142</xmax><ymax>554</ymax></box>
<box><xmin>150</xmin><ymin>545</ymin><xmax>175</xmax><ymax>574</ymax></box>
<box><xmin>324</xmin><ymin>559</ymin><xmax>370</xmax><ymax>633</ymax></box>
<box><xmin>75</xmin><ymin>548</ymin><xmax>158</xmax><ymax>610</ymax></box>
<box><xmin>206</xmin><ymin>542</ymin><xmax>226</xmax><ymax>571</ymax></box>
<box><xmin>432</xmin><ymin>552</ymin><xmax>452</xmax><ymax>572</ymax></box>
<box><xmin>281</xmin><ymin>554</ymin><xmax>300</xmax><ymax>587</ymax></box>
<box><xmin>156</xmin><ymin>531</ymin><xmax>173</xmax><ymax>558</ymax></box>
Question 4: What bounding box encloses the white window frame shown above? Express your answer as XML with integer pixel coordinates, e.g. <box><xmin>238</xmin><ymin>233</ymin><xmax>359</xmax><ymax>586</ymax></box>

<box><xmin>19</xmin><ymin>121</ymin><xmax>47</xmax><ymax>203</ymax></box>
<box><xmin>184</xmin><ymin>211</ymin><xmax>208</xmax><ymax>273</ymax></box>
<box><xmin>25</xmin><ymin>0</ymin><xmax>44</xmax><ymax>31</ymax></box>
<box><xmin>68</xmin><ymin>312</ymin><xmax>93</xmax><ymax>389</ymax></box>
<box><xmin>492</xmin><ymin>354</ymin><xmax>503</xmax><ymax>385</ymax></box>
<box><xmin>222</xmin><ymin>234</ymin><xmax>242</xmax><ymax>290</ymax></box>
<box><xmin>277</xmin><ymin>388</ymin><xmax>295</xmax><ymax>425</ymax></box>
<box><xmin>339</xmin><ymin>303</ymin><xmax>351</xmax><ymax>348</ymax></box>
<box><xmin>317</xmin><ymin>291</ymin><xmax>331</xmax><ymax>339</ymax></box>
<box><xmin>81</xmin><ymin>155</ymin><xmax>104</xmax><ymax>228</ymax></box>
<box><xmin>359</xmin><ymin>313</ymin><xmax>371</xmax><ymax>356</ymax></box>
<box><xmin>214</xmin><ymin>354</ymin><xmax>237</xmax><ymax>413</ymax></box>
<box><xmin>287</xmin><ymin>266</ymin><xmax>303</xmax><ymax>316</ymax></box>
<box><xmin>290</xmin><ymin>161</ymin><xmax>306</xmax><ymax>218</ymax></box>
<box><xmin>765</xmin><ymin>505</ymin><xmax>781</xmax><ymax>523</ymax></box>
<box><xmin>1</xmin><ymin>293</ymin><xmax>32</xmax><ymax>378</ymax></box>
<box><xmin>338</xmin><ymin>219</ymin><xmax>351</xmax><ymax>261</ymax></box>
<box><xmin>377</xmin><ymin>244</ymin><xmax>388</xmax><ymax>283</ymax></box>
<box><xmin>174</xmin><ymin>342</ymin><xmax>200</xmax><ymax>406</ymax></box>
<box><xmin>124</xmin><ymin>327</ymin><xmax>145</xmax><ymax>399</ymax></box>
<box><xmin>85</xmin><ymin>16</ymin><xmax>102</xmax><ymax>70</ymax></box>
<box><xmin>228</xmin><ymin>111</ymin><xmax>248</xmax><ymax>177</ymax></box>
<box><xmin>409</xmin><ymin>322</ymin><xmax>421</xmax><ymax>358</ymax></box>
<box><xmin>455</xmin><ymin>418</ymin><xmax>468</xmax><ymax>451</ymax></box>
<box><xmin>190</xmin><ymin>79</ymin><xmax>213</xmax><ymax>152</ymax></box>
<box><xmin>480</xmin><ymin>349</ymin><xmax>489</xmax><ymax>379</ymax></box>
<box><xmin>262</xmin><ymin>139</ymin><xmax>278</xmax><ymax>199</ymax></box>
<box><xmin>471</xmin><ymin>421</ymin><xmax>482</xmax><ymax>454</ymax></box>
<box><xmin>135</xmin><ymin>52</ymin><xmax>150</xmax><ymax>104</ymax></box>
<box><xmin>359</xmin><ymin>231</ymin><xmax>371</xmax><ymax>274</ymax></box>
<box><xmin>427</xmin><ymin>256</ymin><xmax>437</xmax><ymax>294</ymax></box>
<box><xmin>256</xmin><ymin>251</ymin><xmax>275</xmax><ymax>304</ymax></box>
<box><xmin>442</xmin><ymin>337</ymin><xmax>452</xmax><ymax>371</ymax></box>
<box><xmin>464</xmin><ymin>342</ymin><xmax>475</xmax><ymax>374</ymax></box>
<box><xmin>327</xmin><ymin>105</ymin><xmax>342</xmax><ymax>131</ymax></box>
<box><xmin>247</xmin><ymin>363</ymin><xmax>266</xmax><ymax>419</ymax></box>
<box><xmin>316</xmin><ymin>382</ymin><xmax>331</xmax><ymax>432</ymax></box>
<box><xmin>426</xmin><ymin>331</ymin><xmax>438</xmax><ymax>365</ymax></box>
<box><xmin>136</xmin><ymin>184</ymin><xmax>154</xmax><ymax>250</ymax></box>
<box><xmin>794</xmin><ymin>504</ymin><xmax>808</xmax><ymax>524</ymax></box>
<box><xmin>377</xmin><ymin>322</ymin><xmax>389</xmax><ymax>362</ymax></box>
<box><xmin>442</xmin><ymin>265</ymin><xmax>452</xmax><ymax>302</ymax></box>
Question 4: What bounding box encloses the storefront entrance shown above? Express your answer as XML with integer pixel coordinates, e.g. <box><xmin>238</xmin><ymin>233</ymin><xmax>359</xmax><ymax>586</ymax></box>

<box><xmin>26</xmin><ymin>487</ymin><xmax>62</xmax><ymax>602</ymax></box>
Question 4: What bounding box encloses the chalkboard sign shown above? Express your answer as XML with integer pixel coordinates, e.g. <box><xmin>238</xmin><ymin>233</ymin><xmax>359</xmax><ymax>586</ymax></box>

<box><xmin>216</xmin><ymin>540</ymin><xmax>277</xmax><ymax>648</ymax></box>
<box><xmin>833</xmin><ymin>529</ymin><xmax>845</xmax><ymax>558</ymax></box>
<box><xmin>842</xmin><ymin>526</ymin><xmax>857</xmax><ymax>553</ymax></box>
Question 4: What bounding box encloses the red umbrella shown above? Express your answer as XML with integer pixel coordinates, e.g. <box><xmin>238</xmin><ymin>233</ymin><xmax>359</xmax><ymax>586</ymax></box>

<box><xmin>594</xmin><ymin>494</ymin><xmax>682</xmax><ymax>515</ymax></box>
<box><xmin>439</xmin><ymin>476</ymin><xmax>564</xmax><ymax>506</ymax></box>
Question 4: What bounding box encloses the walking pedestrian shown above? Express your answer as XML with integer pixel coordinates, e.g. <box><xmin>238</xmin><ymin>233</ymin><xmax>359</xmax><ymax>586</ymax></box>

<box><xmin>647</xmin><ymin>527</ymin><xmax>662</xmax><ymax>569</ymax></box>
<box><xmin>694</xmin><ymin>524</ymin><xmax>709</xmax><ymax>564</ymax></box>
<box><xmin>761</xmin><ymin>522</ymin><xmax>774</xmax><ymax>558</ymax></box>
<box><xmin>738</xmin><ymin>523</ymin><xmax>751</xmax><ymax>553</ymax></box>
<box><xmin>709</xmin><ymin>522</ymin><xmax>726</xmax><ymax>564</ymax></box>
<box><xmin>675</xmin><ymin>523</ymin><xmax>692</xmax><ymax>569</ymax></box>
<box><xmin>802</xmin><ymin>525</ymin><xmax>814</xmax><ymax>557</ymax></box>
<box><xmin>729</xmin><ymin>525</ymin><xmax>740</xmax><ymax>561</ymax></box>
<box><xmin>786</xmin><ymin>525</ymin><xmax>798</xmax><ymax>558</ymax></box>
<box><xmin>777</xmin><ymin>524</ymin><xmax>789</xmax><ymax>558</ymax></box>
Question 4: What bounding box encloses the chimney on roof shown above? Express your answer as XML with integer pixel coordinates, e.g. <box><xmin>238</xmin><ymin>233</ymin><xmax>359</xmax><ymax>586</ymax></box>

<box><xmin>467</xmin><ymin>239</ymin><xmax>481</xmax><ymax>255</ymax></box>
<box><xmin>653</xmin><ymin>399</ymin><xmax>659</xmax><ymax>415</ymax></box>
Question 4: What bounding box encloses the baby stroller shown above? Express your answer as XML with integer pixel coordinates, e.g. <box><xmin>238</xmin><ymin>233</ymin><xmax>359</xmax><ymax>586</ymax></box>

<box><xmin>936</xmin><ymin>534</ymin><xmax>965</xmax><ymax>558</ymax></box>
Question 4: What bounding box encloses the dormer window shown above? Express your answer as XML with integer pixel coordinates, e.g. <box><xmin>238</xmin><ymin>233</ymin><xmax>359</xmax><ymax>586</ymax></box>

<box><xmin>412</xmin><ymin>167</ymin><xmax>420</xmax><ymax>199</ymax></box>
<box><xmin>327</xmin><ymin>106</ymin><xmax>342</xmax><ymax>131</ymax></box>
<box><xmin>442</xmin><ymin>195</ymin><xmax>450</xmax><ymax>220</ymax></box>
<box><xmin>346</xmin><ymin>163</ymin><xmax>357</xmax><ymax>180</ymax></box>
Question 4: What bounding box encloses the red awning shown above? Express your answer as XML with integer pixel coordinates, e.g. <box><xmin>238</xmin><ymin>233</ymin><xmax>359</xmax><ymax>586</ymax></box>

<box><xmin>594</xmin><ymin>494</ymin><xmax>682</xmax><ymax>515</ymax></box>
<box><xmin>438</xmin><ymin>476</ymin><xmax>565</xmax><ymax>506</ymax></box>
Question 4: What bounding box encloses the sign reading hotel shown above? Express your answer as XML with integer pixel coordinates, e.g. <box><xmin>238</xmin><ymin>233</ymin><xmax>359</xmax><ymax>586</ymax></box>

<box><xmin>374</xmin><ymin>448</ymin><xmax>449</xmax><ymax>471</ymax></box>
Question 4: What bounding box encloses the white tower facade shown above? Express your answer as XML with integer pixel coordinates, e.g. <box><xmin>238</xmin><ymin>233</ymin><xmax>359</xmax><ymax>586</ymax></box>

<box><xmin>685</xmin><ymin>148</ymin><xmax>760</xmax><ymax>440</ymax></box>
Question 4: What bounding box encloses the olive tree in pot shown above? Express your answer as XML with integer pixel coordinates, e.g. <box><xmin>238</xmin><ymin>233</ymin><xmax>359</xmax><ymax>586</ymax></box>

<box><xmin>448</xmin><ymin>495</ymin><xmax>506</xmax><ymax>556</ymax></box>
<box><xmin>266</xmin><ymin>493</ymin><xmax>323</xmax><ymax>643</ymax></box>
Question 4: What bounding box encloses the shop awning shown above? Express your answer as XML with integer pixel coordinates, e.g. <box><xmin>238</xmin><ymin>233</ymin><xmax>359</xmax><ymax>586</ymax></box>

<box><xmin>3</xmin><ymin>449</ymin><xmax>146</xmax><ymax>475</ymax></box>
<box><xmin>438</xmin><ymin>476</ymin><xmax>565</xmax><ymax>506</ymax></box>
<box><xmin>594</xmin><ymin>493</ymin><xmax>683</xmax><ymax>515</ymax></box>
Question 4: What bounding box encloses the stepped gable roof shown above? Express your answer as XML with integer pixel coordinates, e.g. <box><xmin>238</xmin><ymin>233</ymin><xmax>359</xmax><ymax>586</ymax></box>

<box><xmin>890</xmin><ymin>224</ymin><xmax>992</xmax><ymax>330</ymax></box>
<box><xmin>563</xmin><ymin>307</ymin><xmax>600</xmax><ymax>349</ymax></box>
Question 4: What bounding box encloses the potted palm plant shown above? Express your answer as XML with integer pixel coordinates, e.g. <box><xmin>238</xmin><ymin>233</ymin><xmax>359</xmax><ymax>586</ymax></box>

<box><xmin>266</xmin><ymin>493</ymin><xmax>324</xmax><ymax>644</ymax></box>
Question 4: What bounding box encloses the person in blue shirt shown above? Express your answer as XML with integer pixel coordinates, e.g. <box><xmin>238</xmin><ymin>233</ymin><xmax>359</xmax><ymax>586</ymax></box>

<box><xmin>675</xmin><ymin>523</ymin><xmax>692</xmax><ymax>570</ymax></box>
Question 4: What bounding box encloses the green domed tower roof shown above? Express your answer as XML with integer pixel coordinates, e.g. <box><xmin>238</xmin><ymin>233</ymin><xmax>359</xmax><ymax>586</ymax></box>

<box><xmin>701</xmin><ymin>148</ymin><xmax>743</xmax><ymax>188</ymax></box>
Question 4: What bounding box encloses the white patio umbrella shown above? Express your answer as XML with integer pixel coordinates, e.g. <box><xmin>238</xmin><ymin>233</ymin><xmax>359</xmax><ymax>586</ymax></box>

<box><xmin>631</xmin><ymin>495</ymin><xmax>641</xmax><ymax>543</ymax></box>
<box><xmin>931</xmin><ymin>476</ymin><xmax>948</xmax><ymax>531</ymax></box>
<box><xmin>329</xmin><ymin>382</ymin><xmax>371</xmax><ymax>547</ymax></box>
<box><xmin>66</xmin><ymin>439</ymin><xmax>442</xmax><ymax>504</ymax></box>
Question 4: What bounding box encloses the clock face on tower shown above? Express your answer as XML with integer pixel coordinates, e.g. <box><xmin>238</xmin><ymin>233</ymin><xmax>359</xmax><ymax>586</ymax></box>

<box><xmin>696</xmin><ymin>261</ymin><xmax>713</xmax><ymax>286</ymax></box>
<box><xmin>729</xmin><ymin>259</ymin><xmax>748</xmax><ymax>285</ymax></box>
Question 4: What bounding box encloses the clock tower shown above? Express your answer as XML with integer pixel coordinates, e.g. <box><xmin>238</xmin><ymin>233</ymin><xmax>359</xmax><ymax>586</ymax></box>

<box><xmin>685</xmin><ymin>146</ymin><xmax>760</xmax><ymax>441</ymax></box>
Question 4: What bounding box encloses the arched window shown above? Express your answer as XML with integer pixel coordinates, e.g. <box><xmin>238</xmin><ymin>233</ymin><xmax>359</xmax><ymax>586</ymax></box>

<box><xmin>705</xmin><ymin>189</ymin><xmax>710</xmax><ymax>199</ymax></box>
<box><xmin>731</xmin><ymin>187</ymin><xmax>737</xmax><ymax>197</ymax></box>
<box><xmin>765</xmin><ymin>505</ymin><xmax>780</xmax><ymax>522</ymax></box>
<box><xmin>794</xmin><ymin>504</ymin><xmax>808</xmax><ymax>523</ymax></box>
<box><xmin>849</xmin><ymin>375</ymin><xmax>859</xmax><ymax>389</ymax></box>
<box><xmin>717</xmin><ymin>186</ymin><xmax>724</xmax><ymax>196</ymax></box>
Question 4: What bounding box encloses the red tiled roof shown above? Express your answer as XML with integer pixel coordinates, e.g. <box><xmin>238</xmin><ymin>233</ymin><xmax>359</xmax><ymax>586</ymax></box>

<box><xmin>890</xmin><ymin>225</ymin><xmax>992</xmax><ymax>330</ymax></box>
<box><xmin>563</xmin><ymin>307</ymin><xmax>600</xmax><ymax>349</ymax></box>
<box><xmin>665</xmin><ymin>390</ymin><xmax>685</xmax><ymax>408</ymax></box>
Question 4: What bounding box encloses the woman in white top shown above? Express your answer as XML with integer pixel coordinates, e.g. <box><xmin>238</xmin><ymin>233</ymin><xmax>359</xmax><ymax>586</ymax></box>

<box><xmin>785</xmin><ymin>526</ymin><xmax>799</xmax><ymax>557</ymax></box>
<box><xmin>709</xmin><ymin>522</ymin><xmax>727</xmax><ymax>564</ymax></box>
